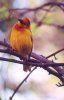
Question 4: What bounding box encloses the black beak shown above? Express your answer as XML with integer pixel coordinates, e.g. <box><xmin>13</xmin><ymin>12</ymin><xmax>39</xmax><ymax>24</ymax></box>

<box><xmin>18</xmin><ymin>19</ymin><xmax>25</xmax><ymax>25</ymax></box>
<box><xmin>18</xmin><ymin>18</ymin><xmax>22</xmax><ymax>22</ymax></box>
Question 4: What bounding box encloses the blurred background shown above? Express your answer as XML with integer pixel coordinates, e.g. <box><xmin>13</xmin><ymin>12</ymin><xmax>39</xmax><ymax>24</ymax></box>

<box><xmin>0</xmin><ymin>0</ymin><xmax>64</xmax><ymax>100</ymax></box>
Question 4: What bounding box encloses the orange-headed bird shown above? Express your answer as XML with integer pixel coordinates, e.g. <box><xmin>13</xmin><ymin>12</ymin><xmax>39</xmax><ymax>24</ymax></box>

<box><xmin>10</xmin><ymin>18</ymin><xmax>33</xmax><ymax>71</ymax></box>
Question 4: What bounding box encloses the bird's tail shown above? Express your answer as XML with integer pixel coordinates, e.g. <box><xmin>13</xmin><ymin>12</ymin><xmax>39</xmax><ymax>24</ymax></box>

<box><xmin>23</xmin><ymin>64</ymin><xmax>31</xmax><ymax>72</ymax></box>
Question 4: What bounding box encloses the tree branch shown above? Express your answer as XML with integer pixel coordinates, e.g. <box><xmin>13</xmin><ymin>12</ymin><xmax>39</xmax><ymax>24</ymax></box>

<box><xmin>9</xmin><ymin>2</ymin><xmax>64</xmax><ymax>12</ymax></box>
<box><xmin>0</xmin><ymin>40</ymin><xmax>64</xmax><ymax>86</ymax></box>
<box><xmin>0</xmin><ymin>40</ymin><xmax>64</xmax><ymax>99</ymax></box>
<box><xmin>9</xmin><ymin>67</ymin><xmax>37</xmax><ymax>100</ymax></box>
<box><xmin>46</xmin><ymin>48</ymin><xmax>64</xmax><ymax>58</ymax></box>
<box><xmin>0</xmin><ymin>40</ymin><xmax>64</xmax><ymax>76</ymax></box>
<box><xmin>8</xmin><ymin>2</ymin><xmax>64</xmax><ymax>29</ymax></box>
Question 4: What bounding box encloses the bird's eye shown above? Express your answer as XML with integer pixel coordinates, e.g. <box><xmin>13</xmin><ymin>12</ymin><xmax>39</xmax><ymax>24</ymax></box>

<box><xmin>25</xmin><ymin>22</ymin><xmax>30</xmax><ymax>26</ymax></box>
<box><xmin>18</xmin><ymin>19</ymin><xmax>30</xmax><ymax>27</ymax></box>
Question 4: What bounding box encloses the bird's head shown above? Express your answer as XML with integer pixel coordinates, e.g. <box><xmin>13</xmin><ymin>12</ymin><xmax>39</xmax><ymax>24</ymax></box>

<box><xmin>18</xmin><ymin>17</ymin><xmax>30</xmax><ymax>28</ymax></box>
<box><xmin>14</xmin><ymin>17</ymin><xmax>31</xmax><ymax>31</ymax></box>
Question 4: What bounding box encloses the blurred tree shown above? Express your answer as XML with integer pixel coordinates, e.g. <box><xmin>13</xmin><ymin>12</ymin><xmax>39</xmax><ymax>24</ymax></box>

<box><xmin>0</xmin><ymin>0</ymin><xmax>15</xmax><ymax>32</ymax></box>
<box><xmin>0</xmin><ymin>0</ymin><xmax>14</xmax><ymax>8</ymax></box>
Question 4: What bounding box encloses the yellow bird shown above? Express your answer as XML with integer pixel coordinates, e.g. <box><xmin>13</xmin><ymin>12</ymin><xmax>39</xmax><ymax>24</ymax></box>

<box><xmin>10</xmin><ymin>17</ymin><xmax>33</xmax><ymax>71</ymax></box>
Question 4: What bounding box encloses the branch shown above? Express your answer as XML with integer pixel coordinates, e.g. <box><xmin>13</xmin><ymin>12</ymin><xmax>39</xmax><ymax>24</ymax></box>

<box><xmin>8</xmin><ymin>2</ymin><xmax>64</xmax><ymax>29</ymax></box>
<box><xmin>48</xmin><ymin>24</ymin><xmax>64</xmax><ymax>30</ymax></box>
<box><xmin>0</xmin><ymin>40</ymin><xmax>64</xmax><ymax>100</ymax></box>
<box><xmin>46</xmin><ymin>48</ymin><xmax>64</xmax><ymax>58</ymax></box>
<box><xmin>9</xmin><ymin>2</ymin><xmax>64</xmax><ymax>12</ymax></box>
<box><xmin>0</xmin><ymin>41</ymin><xmax>64</xmax><ymax>72</ymax></box>
<box><xmin>0</xmin><ymin>41</ymin><xmax>64</xmax><ymax>86</ymax></box>
<box><xmin>9</xmin><ymin>67</ymin><xmax>37</xmax><ymax>100</ymax></box>
<box><xmin>31</xmin><ymin>52</ymin><xmax>64</xmax><ymax>76</ymax></box>
<box><xmin>0</xmin><ymin>40</ymin><xmax>64</xmax><ymax>76</ymax></box>
<box><xmin>0</xmin><ymin>56</ymin><xmax>64</xmax><ymax>68</ymax></box>
<box><xmin>0</xmin><ymin>56</ymin><xmax>64</xmax><ymax>86</ymax></box>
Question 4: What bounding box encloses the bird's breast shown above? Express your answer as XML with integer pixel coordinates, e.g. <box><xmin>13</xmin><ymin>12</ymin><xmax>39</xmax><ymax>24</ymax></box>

<box><xmin>10</xmin><ymin>28</ymin><xmax>33</xmax><ymax>57</ymax></box>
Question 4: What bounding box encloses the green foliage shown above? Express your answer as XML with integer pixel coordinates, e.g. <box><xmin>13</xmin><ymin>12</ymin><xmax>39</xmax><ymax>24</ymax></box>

<box><xmin>43</xmin><ymin>13</ymin><xmax>54</xmax><ymax>25</ymax></box>
<box><xmin>0</xmin><ymin>6</ymin><xmax>9</xmax><ymax>20</ymax></box>
<box><xmin>31</xmin><ymin>23</ymin><xmax>37</xmax><ymax>36</ymax></box>
<box><xmin>9</xmin><ymin>18</ymin><xmax>16</xmax><ymax>25</ymax></box>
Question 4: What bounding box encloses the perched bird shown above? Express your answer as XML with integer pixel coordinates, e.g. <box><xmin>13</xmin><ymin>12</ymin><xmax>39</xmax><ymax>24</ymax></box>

<box><xmin>10</xmin><ymin>17</ymin><xmax>33</xmax><ymax>71</ymax></box>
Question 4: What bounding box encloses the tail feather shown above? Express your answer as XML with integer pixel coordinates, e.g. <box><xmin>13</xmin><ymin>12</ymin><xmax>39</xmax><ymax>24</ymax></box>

<box><xmin>23</xmin><ymin>55</ymin><xmax>31</xmax><ymax>72</ymax></box>
<box><xmin>23</xmin><ymin>64</ymin><xmax>31</xmax><ymax>72</ymax></box>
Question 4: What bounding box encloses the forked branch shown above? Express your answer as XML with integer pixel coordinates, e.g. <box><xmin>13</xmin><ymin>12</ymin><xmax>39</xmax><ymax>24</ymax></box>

<box><xmin>0</xmin><ymin>40</ymin><xmax>64</xmax><ymax>100</ymax></box>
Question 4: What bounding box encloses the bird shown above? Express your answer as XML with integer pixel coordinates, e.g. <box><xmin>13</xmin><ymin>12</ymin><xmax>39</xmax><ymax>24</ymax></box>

<box><xmin>10</xmin><ymin>17</ymin><xmax>33</xmax><ymax>71</ymax></box>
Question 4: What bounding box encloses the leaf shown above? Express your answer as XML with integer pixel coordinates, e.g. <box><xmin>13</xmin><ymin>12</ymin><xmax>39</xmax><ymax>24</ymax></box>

<box><xmin>0</xmin><ymin>6</ymin><xmax>9</xmax><ymax>20</ymax></box>
<box><xmin>31</xmin><ymin>23</ymin><xmax>37</xmax><ymax>36</ymax></box>
<box><xmin>43</xmin><ymin>13</ymin><xmax>54</xmax><ymax>24</ymax></box>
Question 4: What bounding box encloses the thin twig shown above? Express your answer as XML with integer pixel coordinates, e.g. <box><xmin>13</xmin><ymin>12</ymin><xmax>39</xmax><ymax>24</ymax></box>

<box><xmin>0</xmin><ymin>41</ymin><xmax>11</xmax><ymax>48</ymax></box>
<box><xmin>9</xmin><ymin>67</ymin><xmax>37</xmax><ymax>100</ymax></box>
<box><xmin>46</xmin><ymin>48</ymin><xmax>64</xmax><ymax>58</ymax></box>
<box><xmin>0</xmin><ymin>41</ymin><xmax>64</xmax><ymax>86</ymax></box>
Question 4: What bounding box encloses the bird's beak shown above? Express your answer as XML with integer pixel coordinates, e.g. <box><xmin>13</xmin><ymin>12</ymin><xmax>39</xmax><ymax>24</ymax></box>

<box><xmin>18</xmin><ymin>19</ymin><xmax>25</xmax><ymax>25</ymax></box>
<box><xmin>18</xmin><ymin>19</ymin><xmax>21</xmax><ymax>21</ymax></box>
<box><xmin>18</xmin><ymin>19</ymin><xmax>23</xmax><ymax>23</ymax></box>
